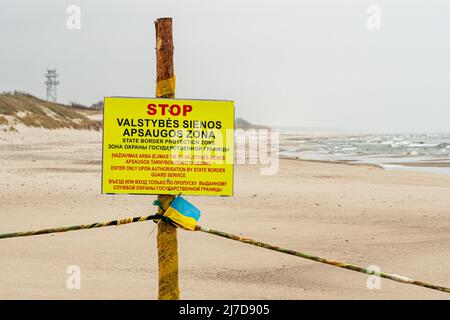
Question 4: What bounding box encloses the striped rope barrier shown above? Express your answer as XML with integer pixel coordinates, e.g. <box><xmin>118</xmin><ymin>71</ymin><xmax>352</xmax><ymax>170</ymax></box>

<box><xmin>195</xmin><ymin>225</ymin><xmax>450</xmax><ymax>294</ymax></box>
<box><xmin>0</xmin><ymin>214</ymin><xmax>160</xmax><ymax>240</ymax></box>
<box><xmin>0</xmin><ymin>215</ymin><xmax>448</xmax><ymax>294</ymax></box>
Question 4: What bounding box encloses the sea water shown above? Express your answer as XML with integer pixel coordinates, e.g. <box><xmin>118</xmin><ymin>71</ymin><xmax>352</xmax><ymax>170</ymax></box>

<box><xmin>279</xmin><ymin>131</ymin><xmax>450</xmax><ymax>174</ymax></box>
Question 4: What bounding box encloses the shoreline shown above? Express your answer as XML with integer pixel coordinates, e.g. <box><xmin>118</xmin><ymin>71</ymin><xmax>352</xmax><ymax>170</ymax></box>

<box><xmin>280</xmin><ymin>155</ymin><xmax>450</xmax><ymax>176</ymax></box>
<box><xmin>2</xmin><ymin>126</ymin><xmax>450</xmax><ymax>176</ymax></box>
<box><xmin>279</xmin><ymin>155</ymin><xmax>384</xmax><ymax>169</ymax></box>
<box><xmin>278</xmin><ymin>131</ymin><xmax>450</xmax><ymax>176</ymax></box>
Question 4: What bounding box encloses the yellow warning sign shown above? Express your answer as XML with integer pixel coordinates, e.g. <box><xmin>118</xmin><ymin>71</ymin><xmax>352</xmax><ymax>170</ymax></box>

<box><xmin>102</xmin><ymin>97</ymin><xmax>234</xmax><ymax>196</ymax></box>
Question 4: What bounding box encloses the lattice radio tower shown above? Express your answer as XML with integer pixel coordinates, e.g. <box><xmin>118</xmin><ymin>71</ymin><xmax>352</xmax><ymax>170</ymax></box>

<box><xmin>44</xmin><ymin>69</ymin><xmax>59</xmax><ymax>102</ymax></box>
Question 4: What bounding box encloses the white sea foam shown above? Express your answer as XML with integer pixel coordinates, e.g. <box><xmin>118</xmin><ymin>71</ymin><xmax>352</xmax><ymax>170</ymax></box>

<box><xmin>278</xmin><ymin>132</ymin><xmax>450</xmax><ymax>174</ymax></box>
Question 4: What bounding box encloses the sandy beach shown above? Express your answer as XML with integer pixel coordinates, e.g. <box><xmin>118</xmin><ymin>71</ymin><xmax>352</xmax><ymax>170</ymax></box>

<box><xmin>0</xmin><ymin>128</ymin><xmax>449</xmax><ymax>299</ymax></box>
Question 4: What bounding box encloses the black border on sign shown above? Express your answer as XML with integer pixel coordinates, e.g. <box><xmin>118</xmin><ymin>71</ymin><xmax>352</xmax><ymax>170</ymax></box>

<box><xmin>101</xmin><ymin>96</ymin><xmax>235</xmax><ymax>197</ymax></box>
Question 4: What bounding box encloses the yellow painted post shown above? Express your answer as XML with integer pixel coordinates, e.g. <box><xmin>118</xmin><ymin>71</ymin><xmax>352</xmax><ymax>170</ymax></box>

<box><xmin>154</xmin><ymin>17</ymin><xmax>179</xmax><ymax>300</ymax></box>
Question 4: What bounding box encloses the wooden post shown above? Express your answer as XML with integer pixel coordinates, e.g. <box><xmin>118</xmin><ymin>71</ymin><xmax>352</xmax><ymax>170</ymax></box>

<box><xmin>155</xmin><ymin>17</ymin><xmax>179</xmax><ymax>300</ymax></box>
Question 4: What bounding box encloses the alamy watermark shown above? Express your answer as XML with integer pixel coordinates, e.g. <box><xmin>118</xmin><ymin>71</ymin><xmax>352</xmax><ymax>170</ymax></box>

<box><xmin>366</xmin><ymin>265</ymin><xmax>381</xmax><ymax>290</ymax></box>
<box><xmin>366</xmin><ymin>5</ymin><xmax>381</xmax><ymax>30</ymax></box>
<box><xmin>66</xmin><ymin>265</ymin><xmax>81</xmax><ymax>290</ymax></box>
<box><xmin>66</xmin><ymin>5</ymin><xmax>81</xmax><ymax>30</ymax></box>
<box><xmin>167</xmin><ymin>128</ymin><xmax>280</xmax><ymax>176</ymax></box>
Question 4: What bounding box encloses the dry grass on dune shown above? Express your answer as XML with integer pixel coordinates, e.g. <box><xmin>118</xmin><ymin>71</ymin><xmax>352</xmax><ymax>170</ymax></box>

<box><xmin>0</xmin><ymin>91</ymin><xmax>101</xmax><ymax>130</ymax></box>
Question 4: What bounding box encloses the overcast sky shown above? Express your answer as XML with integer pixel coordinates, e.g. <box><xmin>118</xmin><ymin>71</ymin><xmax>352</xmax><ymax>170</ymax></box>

<box><xmin>1</xmin><ymin>0</ymin><xmax>449</xmax><ymax>132</ymax></box>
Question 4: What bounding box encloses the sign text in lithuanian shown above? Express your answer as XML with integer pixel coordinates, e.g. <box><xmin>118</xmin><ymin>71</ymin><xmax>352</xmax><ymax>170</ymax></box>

<box><xmin>102</xmin><ymin>97</ymin><xmax>234</xmax><ymax>196</ymax></box>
